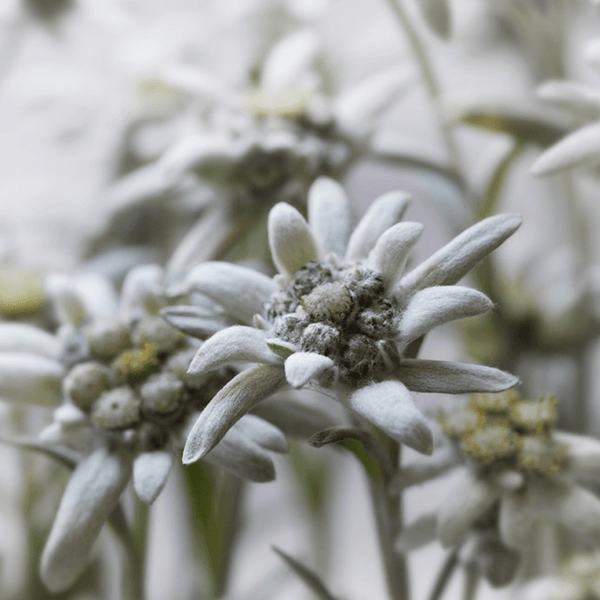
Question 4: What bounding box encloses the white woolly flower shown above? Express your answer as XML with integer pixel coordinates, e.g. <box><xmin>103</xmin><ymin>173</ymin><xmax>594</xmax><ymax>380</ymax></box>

<box><xmin>170</xmin><ymin>177</ymin><xmax>521</xmax><ymax>465</ymax></box>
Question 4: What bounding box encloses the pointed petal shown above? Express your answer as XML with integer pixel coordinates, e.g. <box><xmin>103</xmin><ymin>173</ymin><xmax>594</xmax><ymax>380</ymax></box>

<box><xmin>437</xmin><ymin>468</ymin><xmax>499</xmax><ymax>547</ymax></box>
<box><xmin>120</xmin><ymin>264</ymin><xmax>164</xmax><ymax>323</ymax></box>
<box><xmin>0</xmin><ymin>323</ymin><xmax>60</xmax><ymax>359</ymax></box>
<box><xmin>171</xmin><ymin>262</ymin><xmax>277</xmax><ymax>325</ymax></box>
<box><xmin>498</xmin><ymin>490</ymin><xmax>535</xmax><ymax>549</ymax></box>
<box><xmin>232</xmin><ymin>414</ymin><xmax>288</xmax><ymax>453</ymax></box>
<box><xmin>367</xmin><ymin>222</ymin><xmax>423</xmax><ymax>289</ymax></box>
<box><xmin>345</xmin><ymin>191</ymin><xmax>411</xmax><ymax>261</ymax></box>
<box><xmin>160</xmin><ymin>305</ymin><xmax>229</xmax><ymax>339</ymax></box>
<box><xmin>307</xmin><ymin>177</ymin><xmax>352</xmax><ymax>258</ymax></box>
<box><xmin>73</xmin><ymin>273</ymin><xmax>119</xmax><ymax>320</ymax></box>
<box><xmin>203</xmin><ymin>426</ymin><xmax>276</xmax><ymax>482</ymax></box>
<box><xmin>284</xmin><ymin>352</ymin><xmax>334</xmax><ymax>388</ymax></box>
<box><xmin>133</xmin><ymin>451</ymin><xmax>173</xmax><ymax>505</ymax></box>
<box><xmin>397</xmin><ymin>214</ymin><xmax>522</xmax><ymax>298</ymax></box>
<box><xmin>537</xmin><ymin>80</ymin><xmax>600</xmax><ymax>114</ymax></box>
<box><xmin>531</xmin><ymin>120</ymin><xmax>600</xmax><ymax>176</ymax></box>
<box><xmin>188</xmin><ymin>326</ymin><xmax>280</xmax><ymax>375</ymax></box>
<box><xmin>396</xmin><ymin>359</ymin><xmax>518</xmax><ymax>394</ymax></box>
<box><xmin>0</xmin><ymin>353</ymin><xmax>64</xmax><ymax>405</ymax></box>
<box><xmin>40</xmin><ymin>446</ymin><xmax>133</xmax><ymax>592</ymax></box>
<box><xmin>45</xmin><ymin>274</ymin><xmax>88</xmax><ymax>326</ymax></box>
<box><xmin>395</xmin><ymin>513</ymin><xmax>438</xmax><ymax>552</ymax></box>
<box><xmin>268</xmin><ymin>203</ymin><xmax>320</xmax><ymax>278</ymax></box>
<box><xmin>341</xmin><ymin>380</ymin><xmax>433</xmax><ymax>455</ymax></box>
<box><xmin>554</xmin><ymin>431</ymin><xmax>600</xmax><ymax>479</ymax></box>
<box><xmin>182</xmin><ymin>364</ymin><xmax>287</xmax><ymax>464</ymax></box>
<box><xmin>397</xmin><ymin>286</ymin><xmax>493</xmax><ymax>345</ymax></box>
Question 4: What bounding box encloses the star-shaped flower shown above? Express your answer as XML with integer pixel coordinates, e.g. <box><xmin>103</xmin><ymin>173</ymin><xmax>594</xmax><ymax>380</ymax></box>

<box><xmin>168</xmin><ymin>177</ymin><xmax>521</xmax><ymax>465</ymax></box>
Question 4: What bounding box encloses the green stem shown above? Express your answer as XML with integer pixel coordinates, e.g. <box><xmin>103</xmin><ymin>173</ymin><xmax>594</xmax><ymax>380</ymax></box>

<box><xmin>427</xmin><ymin>548</ymin><xmax>460</xmax><ymax>600</ymax></box>
<box><xmin>462</xmin><ymin>566</ymin><xmax>479</xmax><ymax>600</ymax></box>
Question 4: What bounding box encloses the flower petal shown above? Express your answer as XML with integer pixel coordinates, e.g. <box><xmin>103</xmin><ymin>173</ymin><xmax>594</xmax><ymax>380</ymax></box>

<box><xmin>553</xmin><ymin>431</ymin><xmax>600</xmax><ymax>479</ymax></box>
<box><xmin>498</xmin><ymin>490</ymin><xmax>535</xmax><ymax>549</ymax></box>
<box><xmin>160</xmin><ymin>305</ymin><xmax>230</xmax><ymax>339</ymax></box>
<box><xmin>437</xmin><ymin>468</ymin><xmax>499</xmax><ymax>548</ymax></box>
<box><xmin>45</xmin><ymin>274</ymin><xmax>88</xmax><ymax>326</ymax></box>
<box><xmin>40</xmin><ymin>446</ymin><xmax>133</xmax><ymax>592</ymax></box>
<box><xmin>188</xmin><ymin>326</ymin><xmax>280</xmax><ymax>375</ymax></box>
<box><xmin>396</xmin><ymin>359</ymin><xmax>518</xmax><ymax>394</ymax></box>
<box><xmin>367</xmin><ymin>222</ymin><xmax>423</xmax><ymax>289</ymax></box>
<box><xmin>133</xmin><ymin>450</ymin><xmax>173</xmax><ymax>505</ymax></box>
<box><xmin>182</xmin><ymin>364</ymin><xmax>287</xmax><ymax>464</ymax></box>
<box><xmin>171</xmin><ymin>262</ymin><xmax>277</xmax><ymax>325</ymax></box>
<box><xmin>203</xmin><ymin>426</ymin><xmax>276</xmax><ymax>482</ymax></box>
<box><xmin>397</xmin><ymin>214</ymin><xmax>521</xmax><ymax>298</ymax></box>
<box><xmin>395</xmin><ymin>513</ymin><xmax>438</xmax><ymax>552</ymax></box>
<box><xmin>120</xmin><ymin>264</ymin><xmax>164</xmax><ymax>323</ymax></box>
<box><xmin>345</xmin><ymin>191</ymin><xmax>411</xmax><ymax>261</ymax></box>
<box><xmin>307</xmin><ymin>177</ymin><xmax>352</xmax><ymax>258</ymax></box>
<box><xmin>397</xmin><ymin>286</ymin><xmax>493</xmax><ymax>345</ymax></box>
<box><xmin>268</xmin><ymin>203</ymin><xmax>320</xmax><ymax>278</ymax></box>
<box><xmin>284</xmin><ymin>352</ymin><xmax>334</xmax><ymax>388</ymax></box>
<box><xmin>0</xmin><ymin>353</ymin><xmax>64</xmax><ymax>405</ymax></box>
<box><xmin>340</xmin><ymin>380</ymin><xmax>433</xmax><ymax>455</ymax></box>
<box><xmin>0</xmin><ymin>323</ymin><xmax>60</xmax><ymax>359</ymax></box>
<box><xmin>232</xmin><ymin>414</ymin><xmax>288</xmax><ymax>453</ymax></box>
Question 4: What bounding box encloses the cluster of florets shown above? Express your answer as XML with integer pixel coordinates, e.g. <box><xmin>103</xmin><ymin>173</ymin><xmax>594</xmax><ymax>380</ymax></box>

<box><xmin>440</xmin><ymin>390</ymin><xmax>566</xmax><ymax>476</ymax></box>
<box><xmin>265</xmin><ymin>260</ymin><xmax>401</xmax><ymax>385</ymax></box>
<box><xmin>61</xmin><ymin>314</ymin><xmax>234</xmax><ymax>453</ymax></box>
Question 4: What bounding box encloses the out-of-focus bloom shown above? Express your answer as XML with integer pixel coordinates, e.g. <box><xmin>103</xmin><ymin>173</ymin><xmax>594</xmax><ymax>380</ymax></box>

<box><xmin>0</xmin><ymin>266</ymin><xmax>287</xmax><ymax>593</ymax></box>
<box><xmin>397</xmin><ymin>390</ymin><xmax>600</xmax><ymax>586</ymax></box>
<box><xmin>168</xmin><ymin>177</ymin><xmax>521</xmax><ymax>464</ymax></box>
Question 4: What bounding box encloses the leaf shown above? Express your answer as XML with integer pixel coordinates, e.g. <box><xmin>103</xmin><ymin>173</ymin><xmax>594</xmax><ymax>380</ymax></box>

<box><xmin>0</xmin><ymin>434</ymin><xmax>79</xmax><ymax>468</ymax></box>
<box><xmin>272</xmin><ymin>547</ymin><xmax>340</xmax><ymax>600</ymax></box>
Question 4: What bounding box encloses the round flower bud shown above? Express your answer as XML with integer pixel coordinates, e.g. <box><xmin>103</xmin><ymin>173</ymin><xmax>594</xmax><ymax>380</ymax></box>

<box><xmin>63</xmin><ymin>361</ymin><xmax>110</xmax><ymax>410</ymax></box>
<box><xmin>166</xmin><ymin>348</ymin><xmax>206</xmax><ymax>388</ymax></box>
<box><xmin>301</xmin><ymin>281</ymin><xmax>352</xmax><ymax>324</ymax></box>
<box><xmin>0</xmin><ymin>268</ymin><xmax>45</xmax><ymax>318</ymax></box>
<box><xmin>85</xmin><ymin>318</ymin><xmax>131</xmax><ymax>360</ymax></box>
<box><xmin>111</xmin><ymin>343</ymin><xmax>158</xmax><ymax>385</ymax></box>
<box><xmin>132</xmin><ymin>316</ymin><xmax>184</xmax><ymax>355</ymax></box>
<box><xmin>91</xmin><ymin>387</ymin><xmax>141</xmax><ymax>429</ymax></box>
<box><xmin>461</xmin><ymin>426</ymin><xmax>519</xmax><ymax>465</ymax></box>
<box><xmin>140</xmin><ymin>372</ymin><xmax>184</xmax><ymax>415</ymax></box>
<box><xmin>301</xmin><ymin>322</ymin><xmax>340</xmax><ymax>357</ymax></box>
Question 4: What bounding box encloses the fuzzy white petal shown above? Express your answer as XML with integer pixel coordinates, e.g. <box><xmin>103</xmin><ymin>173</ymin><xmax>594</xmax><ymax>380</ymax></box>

<box><xmin>367</xmin><ymin>222</ymin><xmax>423</xmax><ymax>289</ymax></box>
<box><xmin>395</xmin><ymin>513</ymin><xmax>438</xmax><ymax>553</ymax></box>
<box><xmin>182</xmin><ymin>364</ymin><xmax>287</xmax><ymax>464</ymax></box>
<box><xmin>73</xmin><ymin>273</ymin><xmax>119</xmax><ymax>320</ymax></box>
<box><xmin>0</xmin><ymin>323</ymin><xmax>60</xmax><ymax>359</ymax></box>
<box><xmin>284</xmin><ymin>352</ymin><xmax>334</xmax><ymax>388</ymax></box>
<box><xmin>397</xmin><ymin>214</ymin><xmax>521</xmax><ymax>298</ymax></box>
<box><xmin>268</xmin><ymin>203</ymin><xmax>320</xmax><ymax>278</ymax></box>
<box><xmin>397</xmin><ymin>286</ymin><xmax>493</xmax><ymax>345</ymax></box>
<box><xmin>498</xmin><ymin>490</ymin><xmax>535</xmax><ymax>549</ymax></box>
<box><xmin>120</xmin><ymin>264</ymin><xmax>164</xmax><ymax>323</ymax></box>
<box><xmin>231</xmin><ymin>414</ymin><xmax>288</xmax><ymax>453</ymax></box>
<box><xmin>45</xmin><ymin>274</ymin><xmax>88</xmax><ymax>326</ymax></box>
<box><xmin>188</xmin><ymin>326</ymin><xmax>280</xmax><ymax>375</ymax></box>
<box><xmin>307</xmin><ymin>177</ymin><xmax>352</xmax><ymax>258</ymax></box>
<box><xmin>341</xmin><ymin>380</ymin><xmax>433</xmax><ymax>455</ymax></box>
<box><xmin>437</xmin><ymin>468</ymin><xmax>499</xmax><ymax>547</ymax></box>
<box><xmin>554</xmin><ymin>431</ymin><xmax>600</xmax><ymax>479</ymax></box>
<box><xmin>160</xmin><ymin>305</ymin><xmax>229</xmax><ymax>339</ymax></box>
<box><xmin>203</xmin><ymin>426</ymin><xmax>276</xmax><ymax>482</ymax></box>
<box><xmin>531</xmin><ymin>120</ymin><xmax>600</xmax><ymax>176</ymax></box>
<box><xmin>396</xmin><ymin>359</ymin><xmax>518</xmax><ymax>394</ymax></box>
<box><xmin>133</xmin><ymin>451</ymin><xmax>173</xmax><ymax>505</ymax></box>
<box><xmin>40</xmin><ymin>446</ymin><xmax>133</xmax><ymax>592</ymax></box>
<box><xmin>345</xmin><ymin>191</ymin><xmax>411</xmax><ymax>261</ymax></box>
<box><xmin>390</xmin><ymin>444</ymin><xmax>459</xmax><ymax>492</ymax></box>
<box><xmin>172</xmin><ymin>262</ymin><xmax>277</xmax><ymax>325</ymax></box>
<box><xmin>0</xmin><ymin>353</ymin><xmax>64</xmax><ymax>405</ymax></box>
<box><xmin>537</xmin><ymin>80</ymin><xmax>600</xmax><ymax>114</ymax></box>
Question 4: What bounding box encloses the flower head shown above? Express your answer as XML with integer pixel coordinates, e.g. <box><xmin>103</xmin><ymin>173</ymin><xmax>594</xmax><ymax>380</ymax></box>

<box><xmin>170</xmin><ymin>177</ymin><xmax>521</xmax><ymax>464</ymax></box>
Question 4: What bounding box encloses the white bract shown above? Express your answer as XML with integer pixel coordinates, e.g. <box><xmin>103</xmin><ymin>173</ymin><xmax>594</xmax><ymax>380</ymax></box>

<box><xmin>174</xmin><ymin>177</ymin><xmax>521</xmax><ymax>465</ymax></box>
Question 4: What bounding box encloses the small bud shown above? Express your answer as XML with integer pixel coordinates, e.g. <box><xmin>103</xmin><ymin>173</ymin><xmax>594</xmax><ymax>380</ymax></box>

<box><xmin>84</xmin><ymin>318</ymin><xmax>131</xmax><ymax>360</ymax></box>
<box><xmin>63</xmin><ymin>362</ymin><xmax>110</xmax><ymax>411</ymax></box>
<box><xmin>461</xmin><ymin>425</ymin><xmax>519</xmax><ymax>464</ymax></box>
<box><xmin>132</xmin><ymin>316</ymin><xmax>184</xmax><ymax>355</ymax></box>
<box><xmin>518</xmin><ymin>435</ymin><xmax>566</xmax><ymax>474</ymax></box>
<box><xmin>165</xmin><ymin>348</ymin><xmax>207</xmax><ymax>388</ymax></box>
<box><xmin>301</xmin><ymin>281</ymin><xmax>352</xmax><ymax>323</ymax></box>
<box><xmin>140</xmin><ymin>372</ymin><xmax>184</xmax><ymax>415</ymax></box>
<box><xmin>439</xmin><ymin>408</ymin><xmax>481</xmax><ymax>438</ymax></box>
<box><xmin>91</xmin><ymin>387</ymin><xmax>141</xmax><ymax>429</ymax></box>
<box><xmin>111</xmin><ymin>344</ymin><xmax>158</xmax><ymax>385</ymax></box>
<box><xmin>510</xmin><ymin>396</ymin><xmax>557</xmax><ymax>433</ymax></box>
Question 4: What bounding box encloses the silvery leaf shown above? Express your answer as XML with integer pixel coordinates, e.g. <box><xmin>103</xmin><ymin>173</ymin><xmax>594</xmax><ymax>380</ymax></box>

<box><xmin>307</xmin><ymin>177</ymin><xmax>352</xmax><ymax>258</ymax></box>
<box><xmin>397</xmin><ymin>286</ymin><xmax>492</xmax><ymax>345</ymax></box>
<box><xmin>40</xmin><ymin>446</ymin><xmax>133</xmax><ymax>592</ymax></box>
<box><xmin>171</xmin><ymin>262</ymin><xmax>277</xmax><ymax>325</ymax></box>
<box><xmin>81</xmin><ymin>246</ymin><xmax>161</xmax><ymax>285</ymax></box>
<box><xmin>340</xmin><ymin>380</ymin><xmax>433</xmax><ymax>455</ymax></box>
<box><xmin>73</xmin><ymin>273</ymin><xmax>119</xmax><ymax>320</ymax></box>
<box><xmin>284</xmin><ymin>352</ymin><xmax>334</xmax><ymax>388</ymax></box>
<box><xmin>183</xmin><ymin>364</ymin><xmax>287</xmax><ymax>464</ymax></box>
<box><xmin>45</xmin><ymin>274</ymin><xmax>88</xmax><ymax>326</ymax></box>
<box><xmin>437</xmin><ymin>467</ymin><xmax>499</xmax><ymax>547</ymax></box>
<box><xmin>395</xmin><ymin>513</ymin><xmax>438</xmax><ymax>553</ymax></box>
<box><xmin>498</xmin><ymin>489</ymin><xmax>534</xmax><ymax>549</ymax></box>
<box><xmin>554</xmin><ymin>431</ymin><xmax>600</xmax><ymax>479</ymax></box>
<box><xmin>345</xmin><ymin>191</ymin><xmax>411</xmax><ymax>261</ymax></box>
<box><xmin>0</xmin><ymin>353</ymin><xmax>64</xmax><ymax>405</ymax></box>
<box><xmin>396</xmin><ymin>359</ymin><xmax>518</xmax><ymax>394</ymax></box>
<box><xmin>530</xmin><ymin>120</ymin><xmax>600</xmax><ymax>176</ymax></box>
<box><xmin>204</xmin><ymin>426</ymin><xmax>276</xmax><ymax>482</ymax></box>
<box><xmin>54</xmin><ymin>403</ymin><xmax>87</xmax><ymax>425</ymax></box>
<box><xmin>367</xmin><ymin>222</ymin><xmax>423</xmax><ymax>289</ymax></box>
<box><xmin>0</xmin><ymin>323</ymin><xmax>60</xmax><ymax>359</ymax></box>
<box><xmin>232</xmin><ymin>414</ymin><xmax>288</xmax><ymax>453</ymax></box>
<box><xmin>120</xmin><ymin>264</ymin><xmax>164</xmax><ymax>323</ymax></box>
<box><xmin>133</xmin><ymin>450</ymin><xmax>173</xmax><ymax>505</ymax></box>
<box><xmin>418</xmin><ymin>0</ymin><xmax>451</xmax><ymax>39</ymax></box>
<box><xmin>160</xmin><ymin>305</ymin><xmax>229</xmax><ymax>339</ymax></box>
<box><xmin>188</xmin><ymin>326</ymin><xmax>280</xmax><ymax>375</ymax></box>
<box><xmin>397</xmin><ymin>214</ymin><xmax>521</xmax><ymax>298</ymax></box>
<box><xmin>0</xmin><ymin>434</ymin><xmax>79</xmax><ymax>468</ymax></box>
<box><xmin>268</xmin><ymin>203</ymin><xmax>320</xmax><ymax>278</ymax></box>
<box><xmin>537</xmin><ymin>80</ymin><xmax>600</xmax><ymax>115</ymax></box>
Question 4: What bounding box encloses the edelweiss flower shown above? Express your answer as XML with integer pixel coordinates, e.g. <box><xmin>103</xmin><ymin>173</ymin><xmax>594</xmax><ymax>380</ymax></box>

<box><xmin>0</xmin><ymin>267</ymin><xmax>287</xmax><ymax>593</ymax></box>
<box><xmin>397</xmin><ymin>390</ymin><xmax>600</xmax><ymax>585</ymax></box>
<box><xmin>167</xmin><ymin>177</ymin><xmax>521</xmax><ymax>464</ymax></box>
